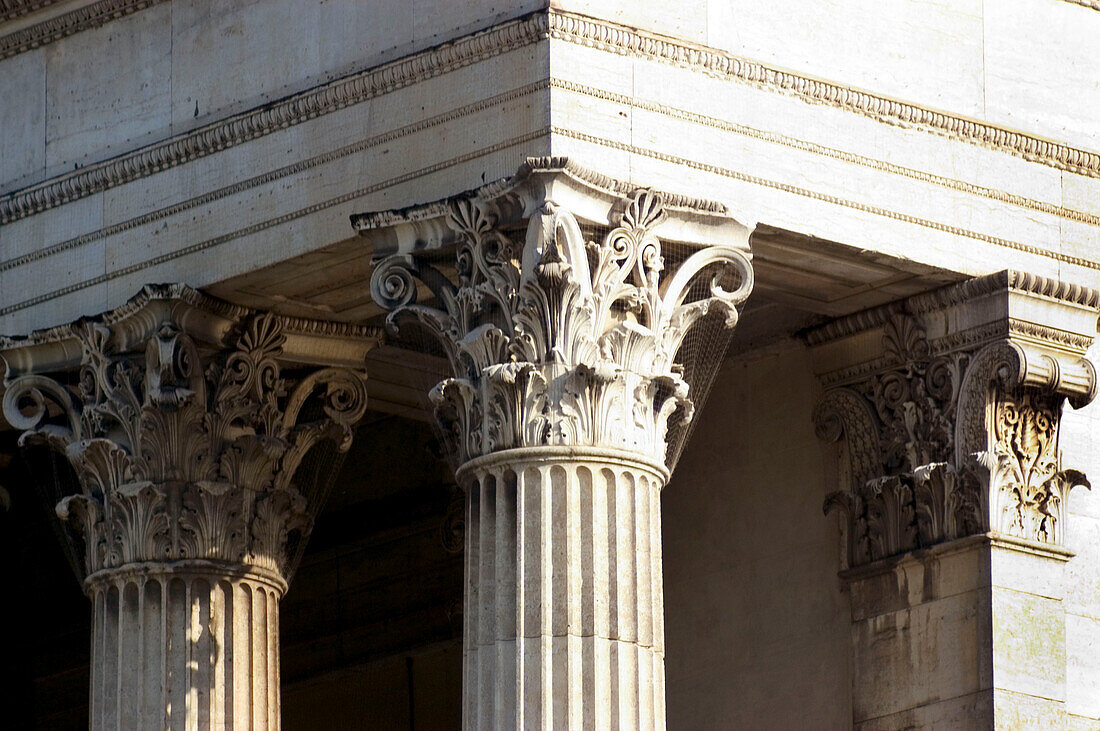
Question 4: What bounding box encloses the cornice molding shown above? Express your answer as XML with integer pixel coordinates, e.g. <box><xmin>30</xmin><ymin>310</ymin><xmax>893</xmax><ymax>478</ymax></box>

<box><xmin>803</xmin><ymin>270</ymin><xmax>1100</xmax><ymax>346</ymax></box>
<box><xmin>4</xmin><ymin>8</ymin><xmax>1100</xmax><ymax>228</ymax></box>
<box><xmin>0</xmin><ymin>0</ymin><xmax>166</xmax><ymax>60</ymax></box>
<box><xmin>551</xmin><ymin>78</ymin><xmax>1100</xmax><ymax>229</ymax></box>
<box><xmin>546</xmin><ymin>10</ymin><xmax>1100</xmax><ymax>178</ymax></box>
<box><xmin>0</xmin><ymin>81</ymin><xmax>546</xmax><ymax>275</ymax></box>
<box><xmin>0</xmin><ymin>11</ymin><xmax>549</xmax><ymax>223</ymax></box>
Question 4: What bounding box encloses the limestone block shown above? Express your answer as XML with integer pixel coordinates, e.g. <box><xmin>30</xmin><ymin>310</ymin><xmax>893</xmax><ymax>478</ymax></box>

<box><xmin>1063</xmin><ymin>173</ymin><xmax>1100</xmax><ymax>219</ymax></box>
<box><xmin>851</xmin><ymin>586</ymin><xmax>992</xmax><ymax>722</ymax></box>
<box><xmin>990</xmin><ymin>586</ymin><xmax>1066</xmax><ymax>702</ymax></box>
<box><xmin>554</xmin><ymin>0</ymin><xmax>707</xmax><ymax>44</ymax></box>
<box><xmin>0</xmin><ymin>49</ymin><xmax>44</xmax><ymax>191</ymax></box>
<box><xmin>706</xmin><ymin>0</ymin><xmax>985</xmax><ymax>118</ymax></box>
<box><xmin>44</xmin><ymin>4</ymin><xmax>172</xmax><ymax>173</ymax></box>
<box><xmin>169</xmin><ymin>0</ymin><xmax>546</xmax><ymax>134</ymax></box>
<box><xmin>0</xmin><ymin>190</ymin><xmax>103</xmax><ymax>265</ymax></box>
<box><xmin>984</xmin><ymin>0</ymin><xmax>1100</xmax><ymax>152</ymax></box>
<box><xmin>994</xmin><ymin>687</ymin><xmax>1067</xmax><ymax>730</ymax></box>
<box><xmin>856</xmin><ymin>690</ymin><xmax>992</xmax><ymax>731</ymax></box>
<box><xmin>171</xmin><ymin>0</ymin><xmax>331</xmax><ymax>128</ymax></box>
<box><xmin>1065</xmin><ymin>613</ymin><xmax>1100</xmax><ymax>720</ymax></box>
<box><xmin>989</xmin><ymin>544</ymin><xmax>1068</xmax><ymax>599</ymax></box>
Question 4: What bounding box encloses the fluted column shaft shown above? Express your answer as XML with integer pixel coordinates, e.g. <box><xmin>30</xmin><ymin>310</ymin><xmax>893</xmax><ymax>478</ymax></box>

<box><xmin>459</xmin><ymin>447</ymin><xmax>667</xmax><ymax>730</ymax></box>
<box><xmin>86</xmin><ymin>560</ymin><xmax>284</xmax><ymax>731</ymax></box>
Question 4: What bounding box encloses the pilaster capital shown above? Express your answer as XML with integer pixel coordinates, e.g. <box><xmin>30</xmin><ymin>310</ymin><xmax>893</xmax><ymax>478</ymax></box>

<box><xmin>808</xmin><ymin>271</ymin><xmax>1100</xmax><ymax>566</ymax></box>
<box><xmin>0</xmin><ymin>284</ymin><xmax>379</xmax><ymax>585</ymax></box>
<box><xmin>355</xmin><ymin>157</ymin><xmax>754</xmax><ymax>472</ymax></box>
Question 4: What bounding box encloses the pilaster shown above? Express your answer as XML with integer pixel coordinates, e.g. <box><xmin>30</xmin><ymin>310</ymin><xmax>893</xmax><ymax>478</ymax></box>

<box><xmin>358</xmin><ymin>157</ymin><xmax>755</xmax><ymax>729</ymax></box>
<box><xmin>808</xmin><ymin>271</ymin><xmax>1100</xmax><ymax>729</ymax></box>
<box><xmin>0</xmin><ymin>284</ymin><xmax>377</xmax><ymax>730</ymax></box>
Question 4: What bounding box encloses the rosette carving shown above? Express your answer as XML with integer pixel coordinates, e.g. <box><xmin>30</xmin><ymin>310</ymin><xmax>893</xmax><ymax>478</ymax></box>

<box><xmin>3</xmin><ymin>311</ymin><xmax>368</xmax><ymax>582</ymax></box>
<box><xmin>371</xmin><ymin>189</ymin><xmax>753</xmax><ymax>468</ymax></box>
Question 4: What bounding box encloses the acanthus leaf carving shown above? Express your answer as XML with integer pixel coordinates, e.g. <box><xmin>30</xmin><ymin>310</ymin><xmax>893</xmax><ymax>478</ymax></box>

<box><xmin>816</xmin><ymin>309</ymin><xmax>1095</xmax><ymax>567</ymax></box>
<box><xmin>3</xmin><ymin>303</ymin><xmax>370</xmax><ymax>584</ymax></box>
<box><xmin>371</xmin><ymin>188</ymin><xmax>754</xmax><ymax>469</ymax></box>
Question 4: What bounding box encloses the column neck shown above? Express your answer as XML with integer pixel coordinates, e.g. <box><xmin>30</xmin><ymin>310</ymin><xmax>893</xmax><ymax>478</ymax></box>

<box><xmin>456</xmin><ymin>445</ymin><xmax>670</xmax><ymax>487</ymax></box>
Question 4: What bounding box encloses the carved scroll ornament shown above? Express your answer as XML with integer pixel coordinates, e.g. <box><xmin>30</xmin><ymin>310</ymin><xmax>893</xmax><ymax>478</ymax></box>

<box><xmin>371</xmin><ymin>189</ymin><xmax>754</xmax><ymax>468</ymax></box>
<box><xmin>816</xmin><ymin>315</ymin><xmax>1094</xmax><ymax>566</ymax></box>
<box><xmin>2</xmin><ymin>307</ymin><xmax>369</xmax><ymax>582</ymax></box>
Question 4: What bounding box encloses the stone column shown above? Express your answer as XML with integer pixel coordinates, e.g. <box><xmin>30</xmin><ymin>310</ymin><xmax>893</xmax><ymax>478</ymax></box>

<box><xmin>809</xmin><ymin>272</ymin><xmax>1099</xmax><ymax>728</ymax></box>
<box><xmin>0</xmin><ymin>285</ymin><xmax>376</xmax><ymax>730</ymax></box>
<box><xmin>458</xmin><ymin>448</ymin><xmax>667</xmax><ymax>728</ymax></box>
<box><xmin>359</xmin><ymin>158</ymin><xmax>755</xmax><ymax>728</ymax></box>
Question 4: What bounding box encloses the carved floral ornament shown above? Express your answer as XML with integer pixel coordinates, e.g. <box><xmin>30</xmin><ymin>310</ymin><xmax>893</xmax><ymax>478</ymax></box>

<box><xmin>0</xmin><ymin>286</ymin><xmax>373</xmax><ymax>585</ymax></box>
<box><xmin>814</xmin><ymin>309</ymin><xmax>1097</xmax><ymax>567</ymax></box>
<box><xmin>365</xmin><ymin>174</ymin><xmax>754</xmax><ymax>470</ymax></box>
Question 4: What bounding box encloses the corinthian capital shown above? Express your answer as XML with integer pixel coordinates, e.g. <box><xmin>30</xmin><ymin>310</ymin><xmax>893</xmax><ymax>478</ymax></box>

<box><xmin>809</xmin><ymin>272</ymin><xmax>1099</xmax><ymax>566</ymax></box>
<box><xmin>0</xmin><ymin>284</ymin><xmax>378</xmax><ymax>584</ymax></box>
<box><xmin>356</xmin><ymin>157</ymin><xmax>754</xmax><ymax>468</ymax></box>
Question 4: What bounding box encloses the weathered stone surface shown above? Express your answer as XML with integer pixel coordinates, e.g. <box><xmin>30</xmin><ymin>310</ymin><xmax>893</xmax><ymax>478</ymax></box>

<box><xmin>3</xmin><ymin>1</ymin><xmax>1100</xmax><ymax>727</ymax></box>
<box><xmin>363</xmin><ymin>160</ymin><xmax>753</xmax><ymax>728</ymax></box>
<box><xmin>0</xmin><ymin>285</ymin><xmax>375</xmax><ymax>730</ymax></box>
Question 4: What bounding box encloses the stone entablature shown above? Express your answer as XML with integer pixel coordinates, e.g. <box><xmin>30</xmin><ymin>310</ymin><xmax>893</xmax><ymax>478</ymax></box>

<box><xmin>809</xmin><ymin>271</ymin><xmax>1099</xmax><ymax>567</ymax></box>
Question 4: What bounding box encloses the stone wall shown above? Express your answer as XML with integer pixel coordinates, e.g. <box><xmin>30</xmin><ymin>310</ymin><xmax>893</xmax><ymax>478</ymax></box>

<box><xmin>0</xmin><ymin>0</ymin><xmax>544</xmax><ymax>192</ymax></box>
<box><xmin>1057</xmin><ymin>341</ymin><xmax>1100</xmax><ymax>728</ymax></box>
<box><xmin>552</xmin><ymin>0</ymin><xmax>1100</xmax><ymax>152</ymax></box>
<box><xmin>663</xmin><ymin>344</ymin><xmax>851</xmax><ymax>728</ymax></box>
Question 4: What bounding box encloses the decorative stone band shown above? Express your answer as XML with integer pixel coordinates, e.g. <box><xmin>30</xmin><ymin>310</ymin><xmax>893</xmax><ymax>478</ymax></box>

<box><xmin>455</xmin><ymin>446</ymin><xmax>668</xmax><ymax>729</ymax></box>
<box><xmin>8</xmin><ymin>8</ymin><xmax>1100</xmax><ymax>227</ymax></box>
<box><xmin>358</xmin><ymin>156</ymin><xmax>754</xmax><ymax>471</ymax></box>
<box><xmin>0</xmin><ymin>0</ymin><xmax>167</xmax><ymax>60</ymax></box>
<box><xmin>808</xmin><ymin>272</ymin><xmax>1100</xmax><ymax>567</ymax></box>
<box><xmin>85</xmin><ymin>559</ymin><xmax>284</xmax><ymax>730</ymax></box>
